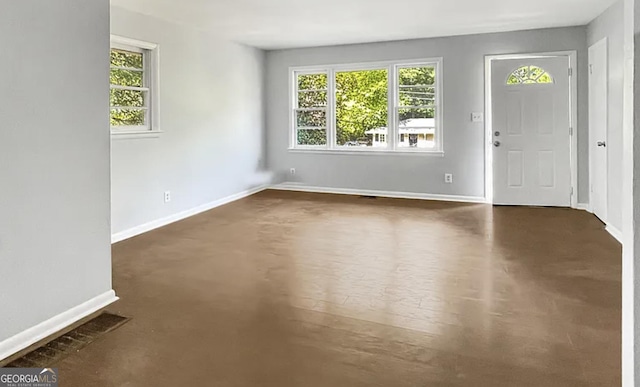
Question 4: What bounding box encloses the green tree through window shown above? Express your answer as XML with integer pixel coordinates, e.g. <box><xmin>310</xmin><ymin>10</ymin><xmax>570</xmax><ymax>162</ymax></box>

<box><xmin>295</xmin><ymin>73</ymin><xmax>327</xmax><ymax>146</ymax></box>
<box><xmin>397</xmin><ymin>66</ymin><xmax>436</xmax><ymax>124</ymax></box>
<box><xmin>335</xmin><ymin>69</ymin><xmax>388</xmax><ymax>146</ymax></box>
<box><xmin>507</xmin><ymin>66</ymin><xmax>554</xmax><ymax>85</ymax></box>
<box><xmin>110</xmin><ymin>48</ymin><xmax>147</xmax><ymax>127</ymax></box>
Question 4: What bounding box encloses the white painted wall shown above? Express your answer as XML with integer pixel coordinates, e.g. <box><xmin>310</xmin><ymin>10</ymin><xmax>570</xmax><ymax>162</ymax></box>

<box><xmin>623</xmin><ymin>0</ymin><xmax>638</xmax><ymax>383</ymax></box>
<box><xmin>266</xmin><ymin>27</ymin><xmax>589</xmax><ymax>201</ymax></box>
<box><xmin>0</xmin><ymin>0</ymin><xmax>113</xmax><ymax>342</ymax></box>
<box><xmin>624</xmin><ymin>0</ymin><xmax>639</xmax><ymax>383</ymax></box>
<box><xmin>110</xmin><ymin>7</ymin><xmax>266</xmax><ymax>238</ymax></box>
<box><xmin>588</xmin><ymin>1</ymin><xmax>625</xmax><ymax>232</ymax></box>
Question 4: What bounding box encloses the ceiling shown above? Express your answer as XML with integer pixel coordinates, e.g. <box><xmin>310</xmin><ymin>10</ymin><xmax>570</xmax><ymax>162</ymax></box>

<box><xmin>111</xmin><ymin>0</ymin><xmax>617</xmax><ymax>50</ymax></box>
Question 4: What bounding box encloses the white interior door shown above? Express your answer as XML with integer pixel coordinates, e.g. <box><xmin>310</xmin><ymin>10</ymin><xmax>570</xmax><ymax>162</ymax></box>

<box><xmin>492</xmin><ymin>56</ymin><xmax>572</xmax><ymax>206</ymax></box>
<box><xmin>588</xmin><ymin>39</ymin><xmax>609</xmax><ymax>222</ymax></box>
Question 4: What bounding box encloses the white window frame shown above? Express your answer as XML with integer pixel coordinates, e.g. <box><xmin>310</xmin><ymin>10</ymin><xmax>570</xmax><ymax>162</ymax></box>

<box><xmin>289</xmin><ymin>58</ymin><xmax>443</xmax><ymax>155</ymax></box>
<box><xmin>110</xmin><ymin>35</ymin><xmax>160</xmax><ymax>138</ymax></box>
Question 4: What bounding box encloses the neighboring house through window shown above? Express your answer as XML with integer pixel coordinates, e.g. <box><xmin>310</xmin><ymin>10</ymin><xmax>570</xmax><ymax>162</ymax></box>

<box><xmin>290</xmin><ymin>58</ymin><xmax>442</xmax><ymax>153</ymax></box>
<box><xmin>110</xmin><ymin>35</ymin><xmax>160</xmax><ymax>136</ymax></box>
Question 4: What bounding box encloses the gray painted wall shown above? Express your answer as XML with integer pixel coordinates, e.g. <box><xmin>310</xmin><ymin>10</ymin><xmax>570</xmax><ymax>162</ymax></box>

<box><xmin>587</xmin><ymin>0</ymin><xmax>624</xmax><ymax>232</ymax></box>
<box><xmin>110</xmin><ymin>7</ymin><xmax>266</xmax><ymax>235</ymax></box>
<box><xmin>0</xmin><ymin>0</ymin><xmax>113</xmax><ymax>341</ymax></box>
<box><xmin>266</xmin><ymin>27</ymin><xmax>589</xmax><ymax>201</ymax></box>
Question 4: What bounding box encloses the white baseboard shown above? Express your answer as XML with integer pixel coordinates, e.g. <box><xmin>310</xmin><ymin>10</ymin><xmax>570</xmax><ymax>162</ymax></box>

<box><xmin>576</xmin><ymin>203</ymin><xmax>591</xmax><ymax>212</ymax></box>
<box><xmin>0</xmin><ymin>290</ymin><xmax>118</xmax><ymax>362</ymax></box>
<box><xmin>606</xmin><ymin>224</ymin><xmax>624</xmax><ymax>244</ymax></box>
<box><xmin>574</xmin><ymin>204</ymin><xmax>622</xmax><ymax>243</ymax></box>
<box><xmin>270</xmin><ymin>183</ymin><xmax>487</xmax><ymax>204</ymax></box>
<box><xmin>111</xmin><ymin>185</ymin><xmax>269</xmax><ymax>243</ymax></box>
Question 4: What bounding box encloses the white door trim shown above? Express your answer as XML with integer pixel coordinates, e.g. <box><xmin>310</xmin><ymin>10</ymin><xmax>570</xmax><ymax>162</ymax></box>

<box><xmin>484</xmin><ymin>51</ymin><xmax>579</xmax><ymax>207</ymax></box>
<box><xmin>588</xmin><ymin>38</ymin><xmax>609</xmax><ymax>220</ymax></box>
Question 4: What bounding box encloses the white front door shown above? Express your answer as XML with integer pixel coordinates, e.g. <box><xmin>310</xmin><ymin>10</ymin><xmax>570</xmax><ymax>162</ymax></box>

<box><xmin>588</xmin><ymin>39</ymin><xmax>609</xmax><ymax>222</ymax></box>
<box><xmin>492</xmin><ymin>56</ymin><xmax>572</xmax><ymax>206</ymax></box>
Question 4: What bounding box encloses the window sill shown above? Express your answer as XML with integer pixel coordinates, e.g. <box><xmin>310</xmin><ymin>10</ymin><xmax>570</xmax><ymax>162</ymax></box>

<box><xmin>288</xmin><ymin>148</ymin><xmax>444</xmax><ymax>157</ymax></box>
<box><xmin>111</xmin><ymin>130</ymin><xmax>163</xmax><ymax>140</ymax></box>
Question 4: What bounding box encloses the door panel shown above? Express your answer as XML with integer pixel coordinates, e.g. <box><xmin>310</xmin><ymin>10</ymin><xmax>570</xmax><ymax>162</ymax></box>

<box><xmin>507</xmin><ymin>151</ymin><xmax>524</xmax><ymax>187</ymax></box>
<box><xmin>492</xmin><ymin>57</ymin><xmax>572</xmax><ymax>206</ymax></box>
<box><xmin>538</xmin><ymin>92</ymin><xmax>554</xmax><ymax>134</ymax></box>
<box><xmin>506</xmin><ymin>93</ymin><xmax>523</xmax><ymax>135</ymax></box>
<box><xmin>588</xmin><ymin>39</ymin><xmax>608</xmax><ymax>222</ymax></box>
<box><xmin>538</xmin><ymin>151</ymin><xmax>555</xmax><ymax>188</ymax></box>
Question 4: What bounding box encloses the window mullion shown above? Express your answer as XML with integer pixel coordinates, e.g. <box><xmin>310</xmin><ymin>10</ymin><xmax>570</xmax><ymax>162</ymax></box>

<box><xmin>292</xmin><ymin>71</ymin><xmax>298</xmax><ymax>148</ymax></box>
<box><xmin>388</xmin><ymin>64</ymin><xmax>397</xmax><ymax>150</ymax></box>
<box><xmin>327</xmin><ymin>69</ymin><xmax>336</xmax><ymax>149</ymax></box>
<box><xmin>143</xmin><ymin>49</ymin><xmax>150</xmax><ymax>129</ymax></box>
<box><xmin>436</xmin><ymin>60</ymin><xmax>442</xmax><ymax>151</ymax></box>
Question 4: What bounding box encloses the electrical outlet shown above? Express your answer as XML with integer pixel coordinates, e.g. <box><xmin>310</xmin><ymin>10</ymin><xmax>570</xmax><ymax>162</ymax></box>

<box><xmin>290</xmin><ymin>168</ymin><xmax>296</xmax><ymax>175</ymax></box>
<box><xmin>471</xmin><ymin>112</ymin><xmax>484</xmax><ymax>122</ymax></box>
<box><xmin>164</xmin><ymin>191</ymin><xmax>171</xmax><ymax>203</ymax></box>
<box><xmin>444</xmin><ymin>174</ymin><xmax>453</xmax><ymax>184</ymax></box>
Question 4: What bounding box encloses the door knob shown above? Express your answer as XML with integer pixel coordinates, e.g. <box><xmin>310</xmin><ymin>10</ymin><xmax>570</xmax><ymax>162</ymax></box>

<box><xmin>494</xmin><ymin>141</ymin><xmax>501</xmax><ymax>147</ymax></box>
<box><xmin>597</xmin><ymin>141</ymin><xmax>606</xmax><ymax>147</ymax></box>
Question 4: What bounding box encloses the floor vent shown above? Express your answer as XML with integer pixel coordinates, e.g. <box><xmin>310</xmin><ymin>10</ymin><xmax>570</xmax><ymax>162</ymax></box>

<box><xmin>6</xmin><ymin>312</ymin><xmax>129</xmax><ymax>368</ymax></box>
<box><xmin>360</xmin><ymin>195</ymin><xmax>378</xmax><ymax>199</ymax></box>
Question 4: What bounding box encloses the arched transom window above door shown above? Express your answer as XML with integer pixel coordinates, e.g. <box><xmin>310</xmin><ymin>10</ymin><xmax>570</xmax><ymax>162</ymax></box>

<box><xmin>507</xmin><ymin>65</ymin><xmax>554</xmax><ymax>85</ymax></box>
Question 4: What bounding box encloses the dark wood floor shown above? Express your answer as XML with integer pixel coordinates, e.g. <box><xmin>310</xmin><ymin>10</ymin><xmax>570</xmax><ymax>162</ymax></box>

<box><xmin>59</xmin><ymin>190</ymin><xmax>621</xmax><ymax>386</ymax></box>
